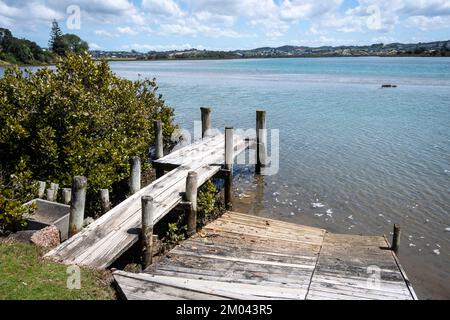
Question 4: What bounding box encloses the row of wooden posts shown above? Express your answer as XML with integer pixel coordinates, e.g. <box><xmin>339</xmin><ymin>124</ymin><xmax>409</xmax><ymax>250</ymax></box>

<box><xmin>140</xmin><ymin>107</ymin><xmax>268</xmax><ymax>266</ymax></box>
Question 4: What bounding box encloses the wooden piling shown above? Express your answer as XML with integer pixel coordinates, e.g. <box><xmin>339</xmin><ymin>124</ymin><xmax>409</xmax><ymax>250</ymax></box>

<box><xmin>129</xmin><ymin>156</ymin><xmax>141</xmax><ymax>194</ymax></box>
<box><xmin>62</xmin><ymin>188</ymin><xmax>71</xmax><ymax>205</ymax></box>
<box><xmin>392</xmin><ymin>224</ymin><xmax>401</xmax><ymax>254</ymax></box>
<box><xmin>69</xmin><ymin>176</ymin><xmax>87</xmax><ymax>238</ymax></box>
<box><xmin>185</xmin><ymin>171</ymin><xmax>198</xmax><ymax>236</ymax></box>
<box><xmin>200</xmin><ymin>107</ymin><xmax>212</xmax><ymax>138</ymax></box>
<box><xmin>46</xmin><ymin>188</ymin><xmax>56</xmax><ymax>202</ymax></box>
<box><xmin>256</xmin><ymin>110</ymin><xmax>267</xmax><ymax>174</ymax></box>
<box><xmin>37</xmin><ymin>181</ymin><xmax>46</xmax><ymax>199</ymax></box>
<box><xmin>224</xmin><ymin>127</ymin><xmax>234</xmax><ymax>210</ymax></box>
<box><xmin>141</xmin><ymin>195</ymin><xmax>154</xmax><ymax>268</ymax></box>
<box><xmin>154</xmin><ymin>120</ymin><xmax>164</xmax><ymax>178</ymax></box>
<box><xmin>100</xmin><ymin>189</ymin><xmax>111</xmax><ymax>214</ymax></box>
<box><xmin>154</xmin><ymin>120</ymin><xmax>164</xmax><ymax>159</ymax></box>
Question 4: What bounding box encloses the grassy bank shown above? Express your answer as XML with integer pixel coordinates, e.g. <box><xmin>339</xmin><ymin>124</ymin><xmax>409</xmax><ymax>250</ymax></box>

<box><xmin>0</xmin><ymin>60</ymin><xmax>12</xmax><ymax>67</ymax></box>
<box><xmin>0</xmin><ymin>240</ymin><xmax>115</xmax><ymax>300</ymax></box>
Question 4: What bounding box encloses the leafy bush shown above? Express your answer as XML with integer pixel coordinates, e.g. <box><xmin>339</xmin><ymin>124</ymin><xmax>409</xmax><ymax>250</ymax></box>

<box><xmin>0</xmin><ymin>53</ymin><xmax>177</xmax><ymax>217</ymax></box>
<box><xmin>0</xmin><ymin>160</ymin><xmax>37</xmax><ymax>234</ymax></box>
<box><xmin>197</xmin><ymin>180</ymin><xmax>217</xmax><ymax>216</ymax></box>
<box><xmin>164</xmin><ymin>216</ymin><xmax>187</xmax><ymax>247</ymax></box>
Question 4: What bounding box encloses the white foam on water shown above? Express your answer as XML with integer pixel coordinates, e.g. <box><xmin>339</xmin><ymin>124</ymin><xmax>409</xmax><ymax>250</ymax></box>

<box><xmin>290</xmin><ymin>212</ymin><xmax>295</xmax><ymax>216</ymax></box>
<box><xmin>445</xmin><ymin>227</ymin><xmax>450</xmax><ymax>232</ymax></box>
<box><xmin>433</xmin><ymin>249</ymin><xmax>440</xmax><ymax>255</ymax></box>
<box><xmin>348</xmin><ymin>215</ymin><xmax>354</xmax><ymax>220</ymax></box>
<box><xmin>326</xmin><ymin>209</ymin><xmax>333</xmax><ymax>215</ymax></box>
<box><xmin>312</xmin><ymin>202</ymin><xmax>325</xmax><ymax>208</ymax></box>
<box><xmin>409</xmin><ymin>243</ymin><xmax>416</xmax><ymax>247</ymax></box>
<box><xmin>314</xmin><ymin>213</ymin><xmax>324</xmax><ymax>217</ymax></box>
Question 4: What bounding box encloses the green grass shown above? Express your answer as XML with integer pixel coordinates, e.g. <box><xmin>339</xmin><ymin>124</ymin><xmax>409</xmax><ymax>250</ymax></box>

<box><xmin>0</xmin><ymin>240</ymin><xmax>116</xmax><ymax>300</ymax></box>
<box><xmin>0</xmin><ymin>60</ymin><xmax>12</xmax><ymax>67</ymax></box>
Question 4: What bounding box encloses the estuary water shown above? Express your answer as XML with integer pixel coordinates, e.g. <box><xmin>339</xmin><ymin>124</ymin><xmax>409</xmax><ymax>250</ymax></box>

<box><xmin>1</xmin><ymin>57</ymin><xmax>449</xmax><ymax>298</ymax></box>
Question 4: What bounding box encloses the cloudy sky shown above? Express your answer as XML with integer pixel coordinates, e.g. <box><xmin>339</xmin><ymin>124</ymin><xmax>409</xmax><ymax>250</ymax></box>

<box><xmin>1</xmin><ymin>0</ymin><xmax>450</xmax><ymax>51</ymax></box>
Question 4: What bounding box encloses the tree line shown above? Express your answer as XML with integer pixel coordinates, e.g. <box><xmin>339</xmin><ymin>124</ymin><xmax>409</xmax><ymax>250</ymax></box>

<box><xmin>0</xmin><ymin>20</ymin><xmax>88</xmax><ymax>65</ymax></box>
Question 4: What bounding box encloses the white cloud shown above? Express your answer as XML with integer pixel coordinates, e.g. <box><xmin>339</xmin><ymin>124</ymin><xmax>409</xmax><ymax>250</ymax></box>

<box><xmin>194</xmin><ymin>11</ymin><xmax>236</xmax><ymax>27</ymax></box>
<box><xmin>116</xmin><ymin>26</ymin><xmax>138</xmax><ymax>35</ymax></box>
<box><xmin>95</xmin><ymin>29</ymin><xmax>115</xmax><ymax>37</ymax></box>
<box><xmin>406</xmin><ymin>15</ymin><xmax>450</xmax><ymax>30</ymax></box>
<box><xmin>142</xmin><ymin>0</ymin><xmax>185</xmax><ymax>17</ymax></box>
<box><xmin>89</xmin><ymin>42</ymin><xmax>101</xmax><ymax>49</ymax></box>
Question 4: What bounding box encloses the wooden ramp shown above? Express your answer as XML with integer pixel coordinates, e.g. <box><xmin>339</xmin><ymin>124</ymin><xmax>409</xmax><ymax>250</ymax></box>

<box><xmin>113</xmin><ymin>211</ymin><xmax>417</xmax><ymax>300</ymax></box>
<box><xmin>45</xmin><ymin>134</ymin><xmax>253</xmax><ymax>268</ymax></box>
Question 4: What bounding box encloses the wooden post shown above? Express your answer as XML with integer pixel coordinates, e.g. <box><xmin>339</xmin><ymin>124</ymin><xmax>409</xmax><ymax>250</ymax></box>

<box><xmin>69</xmin><ymin>176</ymin><xmax>87</xmax><ymax>238</ymax></box>
<box><xmin>200</xmin><ymin>107</ymin><xmax>211</xmax><ymax>138</ymax></box>
<box><xmin>62</xmin><ymin>188</ymin><xmax>71</xmax><ymax>205</ymax></box>
<box><xmin>100</xmin><ymin>189</ymin><xmax>111</xmax><ymax>214</ymax></box>
<box><xmin>154</xmin><ymin>120</ymin><xmax>164</xmax><ymax>159</ymax></box>
<box><xmin>185</xmin><ymin>171</ymin><xmax>198</xmax><ymax>236</ymax></box>
<box><xmin>224</xmin><ymin>127</ymin><xmax>233</xmax><ymax>210</ymax></box>
<box><xmin>141</xmin><ymin>195</ymin><xmax>154</xmax><ymax>268</ymax></box>
<box><xmin>50</xmin><ymin>182</ymin><xmax>59</xmax><ymax>193</ymax></box>
<box><xmin>392</xmin><ymin>224</ymin><xmax>401</xmax><ymax>254</ymax></box>
<box><xmin>256</xmin><ymin>110</ymin><xmax>267</xmax><ymax>174</ymax></box>
<box><xmin>154</xmin><ymin>120</ymin><xmax>165</xmax><ymax>178</ymax></box>
<box><xmin>129</xmin><ymin>156</ymin><xmax>141</xmax><ymax>194</ymax></box>
<box><xmin>37</xmin><ymin>181</ymin><xmax>46</xmax><ymax>199</ymax></box>
<box><xmin>46</xmin><ymin>188</ymin><xmax>56</xmax><ymax>202</ymax></box>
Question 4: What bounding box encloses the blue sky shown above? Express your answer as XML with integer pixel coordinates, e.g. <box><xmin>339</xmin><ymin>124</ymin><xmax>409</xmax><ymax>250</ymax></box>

<box><xmin>1</xmin><ymin>0</ymin><xmax>450</xmax><ymax>51</ymax></box>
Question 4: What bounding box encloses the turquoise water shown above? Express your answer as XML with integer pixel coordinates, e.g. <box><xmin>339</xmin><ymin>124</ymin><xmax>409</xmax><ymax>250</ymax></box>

<box><xmin>1</xmin><ymin>57</ymin><xmax>449</xmax><ymax>298</ymax></box>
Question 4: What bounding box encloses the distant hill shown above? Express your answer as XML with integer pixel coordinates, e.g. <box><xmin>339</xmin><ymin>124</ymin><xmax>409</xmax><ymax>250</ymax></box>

<box><xmin>91</xmin><ymin>40</ymin><xmax>450</xmax><ymax>61</ymax></box>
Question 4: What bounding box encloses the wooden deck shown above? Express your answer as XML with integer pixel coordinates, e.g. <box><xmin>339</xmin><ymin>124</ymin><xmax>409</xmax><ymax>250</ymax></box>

<box><xmin>113</xmin><ymin>211</ymin><xmax>417</xmax><ymax>300</ymax></box>
<box><xmin>45</xmin><ymin>134</ymin><xmax>253</xmax><ymax>268</ymax></box>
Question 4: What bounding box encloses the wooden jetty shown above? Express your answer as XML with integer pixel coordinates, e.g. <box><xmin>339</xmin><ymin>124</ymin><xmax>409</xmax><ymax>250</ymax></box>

<box><xmin>113</xmin><ymin>211</ymin><xmax>417</xmax><ymax>300</ymax></box>
<box><xmin>45</xmin><ymin>133</ymin><xmax>252</xmax><ymax>268</ymax></box>
<box><xmin>45</xmin><ymin>108</ymin><xmax>417</xmax><ymax>300</ymax></box>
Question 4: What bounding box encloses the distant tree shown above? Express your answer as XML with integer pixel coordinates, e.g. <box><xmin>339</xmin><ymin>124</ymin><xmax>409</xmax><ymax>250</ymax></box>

<box><xmin>49</xmin><ymin>20</ymin><xmax>67</xmax><ymax>56</ymax></box>
<box><xmin>61</xmin><ymin>34</ymin><xmax>89</xmax><ymax>53</ymax></box>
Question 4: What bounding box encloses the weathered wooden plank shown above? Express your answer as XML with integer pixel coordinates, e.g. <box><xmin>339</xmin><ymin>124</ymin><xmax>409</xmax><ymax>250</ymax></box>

<box><xmin>306</xmin><ymin>232</ymin><xmax>415</xmax><ymax>300</ymax></box>
<box><xmin>115</xmin><ymin>271</ymin><xmax>307</xmax><ymax>300</ymax></box>
<box><xmin>114</xmin><ymin>271</ymin><xmax>230</xmax><ymax>300</ymax></box>
<box><xmin>203</xmin><ymin>220</ymin><xmax>324</xmax><ymax>245</ymax></box>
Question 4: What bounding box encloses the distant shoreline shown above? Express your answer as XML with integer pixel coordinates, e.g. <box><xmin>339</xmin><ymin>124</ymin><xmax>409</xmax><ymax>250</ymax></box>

<box><xmin>1</xmin><ymin>55</ymin><xmax>449</xmax><ymax>69</ymax></box>
<box><xmin>101</xmin><ymin>54</ymin><xmax>450</xmax><ymax>63</ymax></box>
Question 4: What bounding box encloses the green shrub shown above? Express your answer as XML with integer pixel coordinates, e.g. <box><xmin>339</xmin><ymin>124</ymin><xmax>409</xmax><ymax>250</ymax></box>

<box><xmin>197</xmin><ymin>180</ymin><xmax>216</xmax><ymax>216</ymax></box>
<box><xmin>164</xmin><ymin>215</ymin><xmax>187</xmax><ymax>247</ymax></box>
<box><xmin>0</xmin><ymin>53</ymin><xmax>177</xmax><ymax>218</ymax></box>
<box><xmin>0</xmin><ymin>159</ymin><xmax>37</xmax><ymax>234</ymax></box>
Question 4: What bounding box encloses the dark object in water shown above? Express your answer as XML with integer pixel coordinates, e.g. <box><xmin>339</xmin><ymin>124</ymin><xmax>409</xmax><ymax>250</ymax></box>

<box><xmin>381</xmin><ymin>84</ymin><xmax>398</xmax><ymax>88</ymax></box>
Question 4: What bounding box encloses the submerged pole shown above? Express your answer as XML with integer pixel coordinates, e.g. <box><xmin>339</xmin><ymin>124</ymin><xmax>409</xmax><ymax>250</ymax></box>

<box><xmin>392</xmin><ymin>224</ymin><xmax>401</xmax><ymax>254</ymax></box>
<box><xmin>256</xmin><ymin>110</ymin><xmax>267</xmax><ymax>174</ymax></box>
